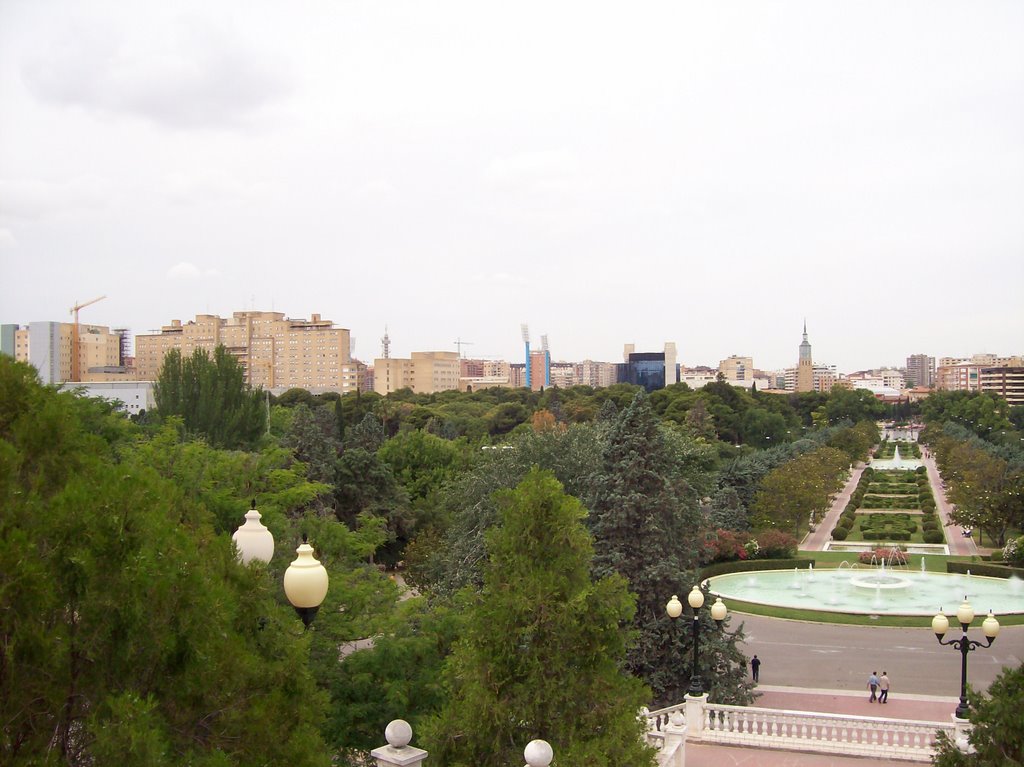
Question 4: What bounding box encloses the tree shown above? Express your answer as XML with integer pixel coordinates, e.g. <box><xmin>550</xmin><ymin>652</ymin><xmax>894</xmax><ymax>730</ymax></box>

<box><xmin>409</xmin><ymin>423</ymin><xmax>604</xmax><ymax>595</ymax></box>
<box><xmin>153</xmin><ymin>346</ymin><xmax>266</xmax><ymax>449</ymax></box>
<box><xmin>932</xmin><ymin>662</ymin><xmax>1024</xmax><ymax>766</ymax></box>
<box><xmin>752</xmin><ymin>446</ymin><xmax>848</xmax><ymax>535</ymax></box>
<box><xmin>589</xmin><ymin>392</ymin><xmax>751</xmax><ymax>705</ymax></box>
<box><xmin>0</xmin><ymin>357</ymin><xmax>332</xmax><ymax>766</ymax></box>
<box><xmin>422</xmin><ymin>470</ymin><xmax>653</xmax><ymax>766</ymax></box>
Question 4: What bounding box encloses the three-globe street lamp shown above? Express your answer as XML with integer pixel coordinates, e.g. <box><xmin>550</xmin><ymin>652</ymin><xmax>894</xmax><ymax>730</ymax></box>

<box><xmin>667</xmin><ymin>586</ymin><xmax>728</xmax><ymax>697</ymax></box>
<box><xmin>232</xmin><ymin>500</ymin><xmax>329</xmax><ymax>629</ymax></box>
<box><xmin>932</xmin><ymin>598</ymin><xmax>1000</xmax><ymax>719</ymax></box>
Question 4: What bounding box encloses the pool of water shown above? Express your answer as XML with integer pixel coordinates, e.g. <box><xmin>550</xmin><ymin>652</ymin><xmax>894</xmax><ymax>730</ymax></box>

<box><xmin>708</xmin><ymin>567</ymin><xmax>1024</xmax><ymax>616</ymax></box>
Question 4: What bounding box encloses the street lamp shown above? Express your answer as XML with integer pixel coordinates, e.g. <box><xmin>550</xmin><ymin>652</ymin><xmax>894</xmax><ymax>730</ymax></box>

<box><xmin>233</xmin><ymin>502</ymin><xmax>329</xmax><ymax>629</ymax></box>
<box><xmin>667</xmin><ymin>586</ymin><xmax>728</xmax><ymax>697</ymax></box>
<box><xmin>284</xmin><ymin>536</ymin><xmax>330</xmax><ymax>629</ymax></box>
<box><xmin>232</xmin><ymin>499</ymin><xmax>275</xmax><ymax>564</ymax></box>
<box><xmin>932</xmin><ymin>598</ymin><xmax>1000</xmax><ymax>719</ymax></box>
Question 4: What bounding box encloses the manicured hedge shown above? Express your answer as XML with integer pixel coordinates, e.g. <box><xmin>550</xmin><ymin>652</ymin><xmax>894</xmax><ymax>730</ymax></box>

<box><xmin>700</xmin><ymin>558</ymin><xmax>812</xmax><ymax>579</ymax></box>
<box><xmin>945</xmin><ymin>561</ymin><xmax>1024</xmax><ymax>579</ymax></box>
<box><xmin>923</xmin><ymin>530</ymin><xmax>945</xmax><ymax>544</ymax></box>
<box><xmin>832</xmin><ymin>527</ymin><xmax>849</xmax><ymax>540</ymax></box>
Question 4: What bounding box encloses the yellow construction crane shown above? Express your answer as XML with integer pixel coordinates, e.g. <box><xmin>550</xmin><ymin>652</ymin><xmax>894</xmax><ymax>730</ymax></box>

<box><xmin>69</xmin><ymin>295</ymin><xmax>106</xmax><ymax>382</ymax></box>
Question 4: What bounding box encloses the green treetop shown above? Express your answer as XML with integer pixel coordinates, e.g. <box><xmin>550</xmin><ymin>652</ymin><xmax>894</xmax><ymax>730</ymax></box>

<box><xmin>422</xmin><ymin>469</ymin><xmax>653</xmax><ymax>767</ymax></box>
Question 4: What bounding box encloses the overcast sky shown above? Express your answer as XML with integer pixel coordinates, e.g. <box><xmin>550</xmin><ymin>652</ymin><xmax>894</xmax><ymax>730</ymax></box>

<box><xmin>2</xmin><ymin>1</ymin><xmax>1022</xmax><ymax>373</ymax></box>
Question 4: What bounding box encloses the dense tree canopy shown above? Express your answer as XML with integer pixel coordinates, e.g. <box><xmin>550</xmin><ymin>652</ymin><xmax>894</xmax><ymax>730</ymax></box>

<box><xmin>154</xmin><ymin>345</ymin><xmax>266</xmax><ymax>449</ymax></box>
<box><xmin>422</xmin><ymin>470</ymin><xmax>653</xmax><ymax>766</ymax></box>
<box><xmin>0</xmin><ymin>357</ymin><xmax>332</xmax><ymax>766</ymax></box>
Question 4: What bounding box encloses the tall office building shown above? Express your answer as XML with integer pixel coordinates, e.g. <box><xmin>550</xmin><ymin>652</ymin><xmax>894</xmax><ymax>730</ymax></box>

<box><xmin>905</xmin><ymin>354</ymin><xmax>935</xmax><ymax>389</ymax></box>
<box><xmin>135</xmin><ymin>311</ymin><xmax>358</xmax><ymax>393</ymax></box>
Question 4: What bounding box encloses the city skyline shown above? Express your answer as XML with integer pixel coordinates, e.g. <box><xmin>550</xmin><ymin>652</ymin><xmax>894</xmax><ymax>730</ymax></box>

<box><xmin>2</xmin><ymin>1</ymin><xmax>1023</xmax><ymax>372</ymax></box>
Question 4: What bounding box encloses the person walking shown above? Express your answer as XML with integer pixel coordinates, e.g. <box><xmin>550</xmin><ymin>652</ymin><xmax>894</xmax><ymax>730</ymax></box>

<box><xmin>750</xmin><ymin>655</ymin><xmax>761</xmax><ymax>683</ymax></box>
<box><xmin>868</xmin><ymin>671</ymin><xmax>879</xmax><ymax>702</ymax></box>
<box><xmin>879</xmin><ymin>671</ymin><xmax>890</xmax><ymax>703</ymax></box>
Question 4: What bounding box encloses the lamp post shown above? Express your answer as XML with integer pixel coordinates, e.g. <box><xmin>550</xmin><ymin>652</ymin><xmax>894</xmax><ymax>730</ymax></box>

<box><xmin>667</xmin><ymin>586</ymin><xmax>728</xmax><ymax>697</ymax></box>
<box><xmin>932</xmin><ymin>598</ymin><xmax>1000</xmax><ymax>719</ymax></box>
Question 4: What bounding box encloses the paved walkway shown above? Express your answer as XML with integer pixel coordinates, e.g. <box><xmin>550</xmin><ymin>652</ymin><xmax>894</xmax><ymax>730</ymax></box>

<box><xmin>802</xmin><ymin>464</ymin><xmax>866</xmax><ymax>551</ymax></box>
<box><xmin>920</xmin><ymin>448</ymin><xmax>978</xmax><ymax>557</ymax></box>
<box><xmin>684</xmin><ymin>685</ymin><xmax>958</xmax><ymax>766</ymax></box>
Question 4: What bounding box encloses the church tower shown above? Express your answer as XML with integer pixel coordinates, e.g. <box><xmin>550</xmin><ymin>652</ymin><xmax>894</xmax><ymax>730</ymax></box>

<box><xmin>796</xmin><ymin>320</ymin><xmax>814</xmax><ymax>392</ymax></box>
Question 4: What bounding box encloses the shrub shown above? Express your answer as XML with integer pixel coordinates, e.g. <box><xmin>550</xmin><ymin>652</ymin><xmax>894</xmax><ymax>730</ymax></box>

<box><xmin>756</xmin><ymin>530</ymin><xmax>799</xmax><ymax>558</ymax></box>
<box><xmin>700</xmin><ymin>558</ymin><xmax>810</xmax><ymax>579</ymax></box>
<box><xmin>945</xmin><ymin>560</ymin><xmax>1024</xmax><ymax>579</ymax></box>
<box><xmin>831</xmin><ymin>526</ymin><xmax>849</xmax><ymax>540</ymax></box>
<box><xmin>702</xmin><ymin>528</ymin><xmax>749</xmax><ymax>565</ymax></box>
<box><xmin>923</xmin><ymin>529</ymin><xmax>945</xmax><ymax>544</ymax></box>
<box><xmin>1003</xmin><ymin>535</ymin><xmax>1024</xmax><ymax>567</ymax></box>
<box><xmin>857</xmin><ymin>548</ymin><xmax>908</xmax><ymax>566</ymax></box>
<box><xmin>916</xmin><ymin>466</ymin><xmax>926</xmax><ymax>474</ymax></box>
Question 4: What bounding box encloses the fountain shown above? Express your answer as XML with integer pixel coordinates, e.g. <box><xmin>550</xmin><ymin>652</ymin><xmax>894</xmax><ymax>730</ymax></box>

<box><xmin>708</xmin><ymin>564</ymin><xmax>1024</xmax><ymax>616</ymax></box>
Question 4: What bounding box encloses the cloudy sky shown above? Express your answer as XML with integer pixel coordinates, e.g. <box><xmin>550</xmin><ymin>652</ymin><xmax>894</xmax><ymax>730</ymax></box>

<box><xmin>1</xmin><ymin>1</ymin><xmax>1022</xmax><ymax>373</ymax></box>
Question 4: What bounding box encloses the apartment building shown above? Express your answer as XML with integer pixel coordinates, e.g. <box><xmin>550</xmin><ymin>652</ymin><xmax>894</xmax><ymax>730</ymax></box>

<box><xmin>134</xmin><ymin>311</ymin><xmax>357</xmax><ymax>393</ymax></box>
<box><xmin>936</xmin><ymin>355</ymin><xmax>1023</xmax><ymax>394</ymax></box>
<box><xmin>373</xmin><ymin>351</ymin><xmax>461</xmax><ymax>395</ymax></box>
<box><xmin>980</xmin><ymin>367</ymin><xmax>1024</xmax><ymax>406</ymax></box>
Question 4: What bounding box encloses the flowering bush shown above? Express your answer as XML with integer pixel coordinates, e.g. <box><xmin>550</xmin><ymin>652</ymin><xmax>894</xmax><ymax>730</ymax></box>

<box><xmin>857</xmin><ymin>547</ymin><xmax>908</xmax><ymax>566</ymax></box>
<box><xmin>756</xmin><ymin>530</ymin><xmax>798</xmax><ymax>559</ymax></box>
<box><xmin>744</xmin><ymin>540</ymin><xmax>760</xmax><ymax>559</ymax></box>
<box><xmin>1003</xmin><ymin>536</ymin><xmax>1024</xmax><ymax>567</ymax></box>
<box><xmin>701</xmin><ymin>529</ymin><xmax>749</xmax><ymax>564</ymax></box>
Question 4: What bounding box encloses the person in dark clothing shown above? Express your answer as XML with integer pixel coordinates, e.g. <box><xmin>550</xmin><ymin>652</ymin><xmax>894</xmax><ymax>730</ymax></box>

<box><xmin>750</xmin><ymin>655</ymin><xmax>761</xmax><ymax>683</ymax></box>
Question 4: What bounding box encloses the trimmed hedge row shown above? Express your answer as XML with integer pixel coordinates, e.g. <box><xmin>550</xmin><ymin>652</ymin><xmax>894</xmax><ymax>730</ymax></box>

<box><xmin>945</xmin><ymin>561</ymin><xmax>1024</xmax><ymax>579</ymax></box>
<box><xmin>700</xmin><ymin>558</ymin><xmax>812</xmax><ymax>579</ymax></box>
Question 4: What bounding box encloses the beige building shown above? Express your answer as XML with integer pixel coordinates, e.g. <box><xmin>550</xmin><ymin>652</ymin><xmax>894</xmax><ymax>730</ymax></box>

<box><xmin>135</xmin><ymin>311</ymin><xmax>358</xmax><ymax>393</ymax></box>
<box><xmin>3</xmin><ymin>321</ymin><xmax>128</xmax><ymax>384</ymax></box>
<box><xmin>718</xmin><ymin>355</ymin><xmax>754</xmax><ymax>383</ymax></box>
<box><xmin>936</xmin><ymin>356</ymin><xmax>1023</xmax><ymax>394</ymax></box>
<box><xmin>373</xmin><ymin>351</ymin><xmax>461</xmax><ymax>394</ymax></box>
<box><xmin>796</xmin><ymin>322</ymin><xmax>814</xmax><ymax>393</ymax></box>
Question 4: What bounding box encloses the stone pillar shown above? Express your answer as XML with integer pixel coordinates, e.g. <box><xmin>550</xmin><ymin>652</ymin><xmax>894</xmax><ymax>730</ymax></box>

<box><xmin>684</xmin><ymin>693</ymin><xmax>708</xmax><ymax>740</ymax></box>
<box><xmin>952</xmin><ymin>715</ymin><xmax>974</xmax><ymax>754</ymax></box>
<box><xmin>370</xmin><ymin>720</ymin><xmax>428</xmax><ymax>767</ymax></box>
<box><xmin>661</xmin><ymin>710</ymin><xmax>688</xmax><ymax>766</ymax></box>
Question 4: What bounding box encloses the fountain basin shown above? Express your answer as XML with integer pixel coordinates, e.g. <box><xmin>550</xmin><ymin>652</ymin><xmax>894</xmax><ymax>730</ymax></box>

<box><xmin>708</xmin><ymin>568</ymin><xmax>1024</xmax><ymax>616</ymax></box>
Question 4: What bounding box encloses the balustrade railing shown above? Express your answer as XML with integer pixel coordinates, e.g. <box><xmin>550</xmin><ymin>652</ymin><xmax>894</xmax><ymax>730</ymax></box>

<box><xmin>699</xmin><ymin>702</ymin><xmax>953</xmax><ymax>761</ymax></box>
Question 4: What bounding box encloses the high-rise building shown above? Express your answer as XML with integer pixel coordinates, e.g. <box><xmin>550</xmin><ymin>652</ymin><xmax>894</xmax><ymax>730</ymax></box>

<box><xmin>135</xmin><ymin>311</ymin><xmax>357</xmax><ymax>393</ymax></box>
<box><xmin>796</xmin><ymin>321</ymin><xmax>814</xmax><ymax>393</ymax></box>
<box><xmin>905</xmin><ymin>354</ymin><xmax>935</xmax><ymax>389</ymax></box>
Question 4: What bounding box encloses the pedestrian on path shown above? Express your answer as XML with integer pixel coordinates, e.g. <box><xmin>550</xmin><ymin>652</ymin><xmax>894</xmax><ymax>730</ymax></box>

<box><xmin>750</xmin><ymin>655</ymin><xmax>760</xmax><ymax>683</ymax></box>
<box><xmin>868</xmin><ymin>671</ymin><xmax>879</xmax><ymax>702</ymax></box>
<box><xmin>879</xmin><ymin>672</ymin><xmax>890</xmax><ymax>703</ymax></box>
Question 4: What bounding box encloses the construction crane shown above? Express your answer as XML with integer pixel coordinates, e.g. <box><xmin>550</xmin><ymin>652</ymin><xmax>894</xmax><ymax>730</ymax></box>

<box><xmin>454</xmin><ymin>338</ymin><xmax>474</xmax><ymax>358</ymax></box>
<box><xmin>69</xmin><ymin>295</ymin><xmax>106</xmax><ymax>382</ymax></box>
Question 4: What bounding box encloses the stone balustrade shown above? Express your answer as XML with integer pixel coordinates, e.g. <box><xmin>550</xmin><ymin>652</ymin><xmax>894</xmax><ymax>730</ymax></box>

<box><xmin>643</xmin><ymin>694</ymin><xmax>958</xmax><ymax>763</ymax></box>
